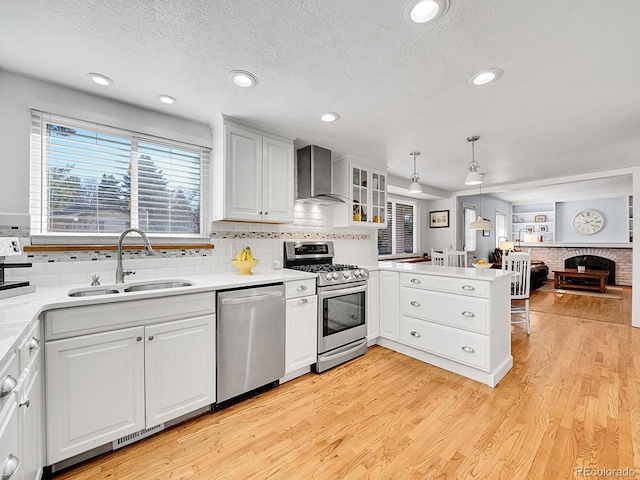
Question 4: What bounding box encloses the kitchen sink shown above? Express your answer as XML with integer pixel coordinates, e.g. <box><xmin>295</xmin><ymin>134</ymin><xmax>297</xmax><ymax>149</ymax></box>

<box><xmin>68</xmin><ymin>288</ymin><xmax>120</xmax><ymax>297</ymax></box>
<box><xmin>68</xmin><ymin>280</ymin><xmax>195</xmax><ymax>297</ymax></box>
<box><xmin>123</xmin><ymin>281</ymin><xmax>194</xmax><ymax>292</ymax></box>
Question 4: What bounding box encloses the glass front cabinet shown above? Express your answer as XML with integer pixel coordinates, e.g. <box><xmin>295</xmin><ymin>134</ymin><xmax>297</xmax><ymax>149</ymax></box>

<box><xmin>333</xmin><ymin>157</ymin><xmax>387</xmax><ymax>228</ymax></box>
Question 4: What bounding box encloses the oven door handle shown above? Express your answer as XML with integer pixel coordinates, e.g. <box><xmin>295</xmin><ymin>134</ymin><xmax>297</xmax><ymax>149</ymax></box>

<box><xmin>319</xmin><ymin>284</ymin><xmax>367</xmax><ymax>299</ymax></box>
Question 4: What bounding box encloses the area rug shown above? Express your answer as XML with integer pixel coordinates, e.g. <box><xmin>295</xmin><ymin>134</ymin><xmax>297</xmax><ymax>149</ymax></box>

<box><xmin>536</xmin><ymin>281</ymin><xmax>623</xmax><ymax>300</ymax></box>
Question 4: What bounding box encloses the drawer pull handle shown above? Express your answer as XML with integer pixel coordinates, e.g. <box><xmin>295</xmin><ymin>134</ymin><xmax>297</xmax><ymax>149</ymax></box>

<box><xmin>461</xmin><ymin>285</ymin><xmax>475</xmax><ymax>291</ymax></box>
<box><xmin>297</xmin><ymin>285</ymin><xmax>308</xmax><ymax>291</ymax></box>
<box><xmin>461</xmin><ymin>346</ymin><xmax>475</xmax><ymax>353</ymax></box>
<box><xmin>461</xmin><ymin>311</ymin><xmax>475</xmax><ymax>318</ymax></box>
<box><xmin>410</xmin><ymin>301</ymin><xmax>420</xmax><ymax>307</ymax></box>
<box><xmin>1</xmin><ymin>454</ymin><xmax>19</xmax><ymax>480</ymax></box>
<box><xmin>410</xmin><ymin>278</ymin><xmax>421</xmax><ymax>284</ymax></box>
<box><xmin>19</xmin><ymin>399</ymin><xmax>30</xmax><ymax>408</ymax></box>
<box><xmin>0</xmin><ymin>376</ymin><xmax>17</xmax><ymax>398</ymax></box>
<box><xmin>28</xmin><ymin>337</ymin><xmax>41</xmax><ymax>352</ymax></box>
<box><xmin>298</xmin><ymin>298</ymin><xmax>308</xmax><ymax>305</ymax></box>
<box><xmin>410</xmin><ymin>331</ymin><xmax>421</xmax><ymax>338</ymax></box>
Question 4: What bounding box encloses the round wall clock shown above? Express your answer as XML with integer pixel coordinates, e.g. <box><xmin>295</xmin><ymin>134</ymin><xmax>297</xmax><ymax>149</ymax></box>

<box><xmin>572</xmin><ymin>209</ymin><xmax>605</xmax><ymax>235</ymax></box>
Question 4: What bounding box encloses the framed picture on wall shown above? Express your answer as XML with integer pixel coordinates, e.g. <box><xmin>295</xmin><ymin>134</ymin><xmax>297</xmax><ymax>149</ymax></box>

<box><xmin>482</xmin><ymin>229</ymin><xmax>491</xmax><ymax>237</ymax></box>
<box><xmin>539</xmin><ymin>225</ymin><xmax>548</xmax><ymax>233</ymax></box>
<box><xmin>526</xmin><ymin>225</ymin><xmax>534</xmax><ymax>233</ymax></box>
<box><xmin>534</xmin><ymin>214</ymin><xmax>547</xmax><ymax>222</ymax></box>
<box><xmin>429</xmin><ymin>210</ymin><xmax>449</xmax><ymax>228</ymax></box>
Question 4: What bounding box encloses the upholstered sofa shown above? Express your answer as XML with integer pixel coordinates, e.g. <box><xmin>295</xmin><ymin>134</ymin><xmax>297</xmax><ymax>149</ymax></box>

<box><xmin>489</xmin><ymin>249</ymin><xmax>548</xmax><ymax>290</ymax></box>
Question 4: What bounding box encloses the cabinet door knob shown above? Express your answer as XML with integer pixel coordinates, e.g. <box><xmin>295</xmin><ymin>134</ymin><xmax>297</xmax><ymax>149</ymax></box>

<box><xmin>410</xmin><ymin>331</ymin><xmax>421</xmax><ymax>338</ymax></box>
<box><xmin>461</xmin><ymin>311</ymin><xmax>475</xmax><ymax>318</ymax></box>
<box><xmin>1</xmin><ymin>454</ymin><xmax>19</xmax><ymax>480</ymax></box>
<box><xmin>296</xmin><ymin>285</ymin><xmax>307</xmax><ymax>291</ymax></box>
<box><xmin>410</xmin><ymin>301</ymin><xmax>420</xmax><ymax>307</ymax></box>
<box><xmin>136</xmin><ymin>336</ymin><xmax>142</xmax><ymax>342</ymax></box>
<box><xmin>461</xmin><ymin>346</ymin><xmax>475</xmax><ymax>353</ymax></box>
<box><xmin>410</xmin><ymin>278</ymin><xmax>421</xmax><ymax>284</ymax></box>
<box><xmin>28</xmin><ymin>337</ymin><xmax>41</xmax><ymax>352</ymax></box>
<box><xmin>0</xmin><ymin>376</ymin><xmax>17</xmax><ymax>397</ymax></box>
<box><xmin>265</xmin><ymin>211</ymin><xmax>268</xmax><ymax>215</ymax></box>
<box><xmin>258</xmin><ymin>211</ymin><xmax>263</xmax><ymax>215</ymax></box>
<box><xmin>461</xmin><ymin>285</ymin><xmax>475</xmax><ymax>291</ymax></box>
<box><xmin>148</xmin><ymin>335</ymin><xmax>155</xmax><ymax>341</ymax></box>
<box><xmin>298</xmin><ymin>298</ymin><xmax>308</xmax><ymax>305</ymax></box>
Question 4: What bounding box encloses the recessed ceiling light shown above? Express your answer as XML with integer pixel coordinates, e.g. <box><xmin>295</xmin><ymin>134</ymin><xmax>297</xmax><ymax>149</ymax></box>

<box><xmin>228</xmin><ymin>70</ymin><xmax>258</xmax><ymax>88</ymax></box>
<box><xmin>403</xmin><ymin>0</ymin><xmax>449</xmax><ymax>25</ymax></box>
<box><xmin>158</xmin><ymin>94</ymin><xmax>177</xmax><ymax>105</ymax></box>
<box><xmin>319</xmin><ymin>112</ymin><xmax>340</xmax><ymax>123</ymax></box>
<box><xmin>468</xmin><ymin>68</ymin><xmax>503</xmax><ymax>86</ymax></box>
<box><xmin>87</xmin><ymin>73</ymin><xmax>114</xmax><ymax>86</ymax></box>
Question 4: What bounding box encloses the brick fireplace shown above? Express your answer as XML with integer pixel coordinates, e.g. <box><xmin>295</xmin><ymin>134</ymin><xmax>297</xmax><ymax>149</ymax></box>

<box><xmin>524</xmin><ymin>246</ymin><xmax>632</xmax><ymax>286</ymax></box>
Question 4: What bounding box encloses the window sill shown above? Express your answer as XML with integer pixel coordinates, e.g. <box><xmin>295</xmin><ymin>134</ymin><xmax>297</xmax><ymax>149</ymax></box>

<box><xmin>24</xmin><ymin>243</ymin><xmax>213</xmax><ymax>252</ymax></box>
<box><xmin>378</xmin><ymin>255</ymin><xmax>430</xmax><ymax>263</ymax></box>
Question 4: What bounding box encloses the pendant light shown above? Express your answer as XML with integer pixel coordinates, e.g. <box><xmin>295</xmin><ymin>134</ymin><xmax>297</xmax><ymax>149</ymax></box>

<box><xmin>465</xmin><ymin>136</ymin><xmax>484</xmax><ymax>185</ymax></box>
<box><xmin>408</xmin><ymin>151</ymin><xmax>422</xmax><ymax>193</ymax></box>
<box><xmin>465</xmin><ymin>136</ymin><xmax>493</xmax><ymax>230</ymax></box>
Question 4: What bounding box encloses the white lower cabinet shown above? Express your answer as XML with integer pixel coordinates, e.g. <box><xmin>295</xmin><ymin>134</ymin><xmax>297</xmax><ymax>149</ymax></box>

<box><xmin>378</xmin><ymin>271</ymin><xmax>399</xmax><ymax>340</ymax></box>
<box><xmin>19</xmin><ymin>346</ymin><xmax>44</xmax><ymax>480</ymax></box>
<box><xmin>46</xmin><ymin>314</ymin><xmax>215</xmax><ymax>465</ymax></box>
<box><xmin>285</xmin><ymin>296</ymin><xmax>318</xmax><ymax>374</ymax></box>
<box><xmin>366</xmin><ymin>271</ymin><xmax>380</xmax><ymax>341</ymax></box>
<box><xmin>0</xmin><ymin>401</ymin><xmax>19</xmax><ymax>480</ymax></box>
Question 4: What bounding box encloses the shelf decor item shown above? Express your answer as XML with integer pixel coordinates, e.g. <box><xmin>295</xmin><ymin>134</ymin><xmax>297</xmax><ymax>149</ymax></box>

<box><xmin>539</xmin><ymin>225</ymin><xmax>548</xmax><ymax>233</ymax></box>
<box><xmin>534</xmin><ymin>215</ymin><xmax>546</xmax><ymax>222</ymax></box>
<box><xmin>429</xmin><ymin>210</ymin><xmax>449</xmax><ymax>228</ymax></box>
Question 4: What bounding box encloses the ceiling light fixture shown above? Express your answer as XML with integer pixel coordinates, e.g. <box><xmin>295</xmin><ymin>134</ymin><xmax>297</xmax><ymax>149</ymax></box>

<box><xmin>87</xmin><ymin>73</ymin><xmax>113</xmax><ymax>86</ymax></box>
<box><xmin>228</xmin><ymin>70</ymin><xmax>258</xmax><ymax>88</ymax></box>
<box><xmin>403</xmin><ymin>0</ymin><xmax>449</xmax><ymax>25</ymax></box>
<box><xmin>464</xmin><ymin>136</ymin><xmax>484</xmax><ymax>185</ymax></box>
<box><xmin>408</xmin><ymin>151</ymin><xmax>422</xmax><ymax>193</ymax></box>
<box><xmin>157</xmin><ymin>94</ymin><xmax>177</xmax><ymax>105</ymax></box>
<box><xmin>468</xmin><ymin>68</ymin><xmax>503</xmax><ymax>86</ymax></box>
<box><xmin>319</xmin><ymin>112</ymin><xmax>340</xmax><ymax>123</ymax></box>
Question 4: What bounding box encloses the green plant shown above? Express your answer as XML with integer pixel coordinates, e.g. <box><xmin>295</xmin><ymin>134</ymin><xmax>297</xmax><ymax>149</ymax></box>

<box><xmin>574</xmin><ymin>256</ymin><xmax>588</xmax><ymax>266</ymax></box>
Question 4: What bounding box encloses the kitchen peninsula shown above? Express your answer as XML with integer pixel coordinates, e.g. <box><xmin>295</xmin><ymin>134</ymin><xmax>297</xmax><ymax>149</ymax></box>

<box><xmin>376</xmin><ymin>262</ymin><xmax>514</xmax><ymax>387</ymax></box>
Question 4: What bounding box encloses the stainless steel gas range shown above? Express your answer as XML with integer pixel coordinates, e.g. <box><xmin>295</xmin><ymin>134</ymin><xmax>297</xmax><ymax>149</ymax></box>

<box><xmin>284</xmin><ymin>241</ymin><xmax>368</xmax><ymax>373</ymax></box>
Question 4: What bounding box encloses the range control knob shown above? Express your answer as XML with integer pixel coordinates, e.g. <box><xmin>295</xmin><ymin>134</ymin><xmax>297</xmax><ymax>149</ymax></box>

<box><xmin>332</xmin><ymin>272</ymin><xmax>339</xmax><ymax>280</ymax></box>
<box><xmin>354</xmin><ymin>270</ymin><xmax>361</xmax><ymax>277</ymax></box>
<box><xmin>343</xmin><ymin>271</ymin><xmax>350</xmax><ymax>279</ymax></box>
<box><xmin>325</xmin><ymin>273</ymin><xmax>333</xmax><ymax>281</ymax></box>
<box><xmin>361</xmin><ymin>269</ymin><xmax>368</xmax><ymax>277</ymax></box>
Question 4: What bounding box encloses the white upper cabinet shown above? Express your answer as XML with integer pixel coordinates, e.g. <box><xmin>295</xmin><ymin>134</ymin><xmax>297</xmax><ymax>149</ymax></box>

<box><xmin>332</xmin><ymin>157</ymin><xmax>387</xmax><ymax>228</ymax></box>
<box><xmin>212</xmin><ymin>115</ymin><xmax>294</xmax><ymax>223</ymax></box>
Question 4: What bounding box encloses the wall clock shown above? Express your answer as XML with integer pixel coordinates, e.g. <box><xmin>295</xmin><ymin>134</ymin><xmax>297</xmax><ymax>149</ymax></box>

<box><xmin>572</xmin><ymin>209</ymin><xmax>605</xmax><ymax>235</ymax></box>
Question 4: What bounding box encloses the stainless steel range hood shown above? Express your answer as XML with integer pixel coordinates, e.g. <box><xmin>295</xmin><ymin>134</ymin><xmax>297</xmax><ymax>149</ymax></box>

<box><xmin>296</xmin><ymin>145</ymin><xmax>346</xmax><ymax>204</ymax></box>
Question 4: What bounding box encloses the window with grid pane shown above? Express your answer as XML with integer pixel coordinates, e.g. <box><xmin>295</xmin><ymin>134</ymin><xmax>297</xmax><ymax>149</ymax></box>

<box><xmin>377</xmin><ymin>199</ymin><xmax>419</xmax><ymax>256</ymax></box>
<box><xmin>30</xmin><ymin>111</ymin><xmax>209</xmax><ymax>238</ymax></box>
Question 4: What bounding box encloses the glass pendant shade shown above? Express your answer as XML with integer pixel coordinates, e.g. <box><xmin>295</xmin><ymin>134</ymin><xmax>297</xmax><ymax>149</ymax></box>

<box><xmin>465</xmin><ymin>170</ymin><xmax>483</xmax><ymax>185</ymax></box>
<box><xmin>408</xmin><ymin>151</ymin><xmax>422</xmax><ymax>193</ymax></box>
<box><xmin>469</xmin><ymin>216</ymin><xmax>493</xmax><ymax>230</ymax></box>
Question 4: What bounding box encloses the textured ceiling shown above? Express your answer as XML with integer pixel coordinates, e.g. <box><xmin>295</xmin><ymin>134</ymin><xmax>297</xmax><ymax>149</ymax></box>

<box><xmin>1</xmin><ymin>0</ymin><xmax>638</xmax><ymax>201</ymax></box>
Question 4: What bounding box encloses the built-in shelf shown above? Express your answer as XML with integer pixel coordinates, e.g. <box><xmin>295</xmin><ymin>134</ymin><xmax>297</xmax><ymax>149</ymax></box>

<box><xmin>511</xmin><ymin>202</ymin><xmax>555</xmax><ymax>243</ymax></box>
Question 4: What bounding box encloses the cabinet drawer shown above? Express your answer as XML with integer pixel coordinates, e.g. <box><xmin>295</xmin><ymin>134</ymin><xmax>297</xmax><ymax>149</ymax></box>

<box><xmin>0</xmin><ymin>352</ymin><xmax>19</xmax><ymax>419</ymax></box>
<box><xmin>19</xmin><ymin>319</ymin><xmax>42</xmax><ymax>371</ymax></box>
<box><xmin>400</xmin><ymin>273</ymin><xmax>488</xmax><ymax>298</ymax></box>
<box><xmin>285</xmin><ymin>279</ymin><xmax>316</xmax><ymax>299</ymax></box>
<box><xmin>400</xmin><ymin>288</ymin><xmax>489</xmax><ymax>334</ymax></box>
<box><xmin>400</xmin><ymin>317</ymin><xmax>489</xmax><ymax>371</ymax></box>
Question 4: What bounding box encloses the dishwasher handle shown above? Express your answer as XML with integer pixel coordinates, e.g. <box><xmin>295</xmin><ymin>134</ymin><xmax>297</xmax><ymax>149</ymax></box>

<box><xmin>219</xmin><ymin>291</ymin><xmax>283</xmax><ymax>306</ymax></box>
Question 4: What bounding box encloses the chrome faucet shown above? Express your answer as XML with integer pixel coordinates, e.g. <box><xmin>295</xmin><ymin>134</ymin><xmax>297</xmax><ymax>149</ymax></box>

<box><xmin>115</xmin><ymin>228</ymin><xmax>154</xmax><ymax>283</ymax></box>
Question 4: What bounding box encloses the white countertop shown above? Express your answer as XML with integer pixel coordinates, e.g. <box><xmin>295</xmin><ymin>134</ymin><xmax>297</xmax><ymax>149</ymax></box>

<box><xmin>0</xmin><ymin>269</ymin><xmax>316</xmax><ymax>365</ymax></box>
<box><xmin>378</xmin><ymin>261</ymin><xmax>514</xmax><ymax>281</ymax></box>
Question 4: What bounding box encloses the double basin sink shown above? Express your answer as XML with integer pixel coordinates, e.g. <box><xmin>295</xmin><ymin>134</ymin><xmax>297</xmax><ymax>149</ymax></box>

<box><xmin>68</xmin><ymin>280</ymin><xmax>194</xmax><ymax>297</ymax></box>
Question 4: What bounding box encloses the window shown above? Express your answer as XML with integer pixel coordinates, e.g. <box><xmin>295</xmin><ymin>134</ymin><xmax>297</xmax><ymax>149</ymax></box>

<box><xmin>463</xmin><ymin>203</ymin><xmax>477</xmax><ymax>252</ymax></box>
<box><xmin>378</xmin><ymin>198</ymin><xmax>420</xmax><ymax>256</ymax></box>
<box><xmin>495</xmin><ymin>210</ymin><xmax>508</xmax><ymax>247</ymax></box>
<box><xmin>30</xmin><ymin>111</ymin><xmax>210</xmax><ymax>240</ymax></box>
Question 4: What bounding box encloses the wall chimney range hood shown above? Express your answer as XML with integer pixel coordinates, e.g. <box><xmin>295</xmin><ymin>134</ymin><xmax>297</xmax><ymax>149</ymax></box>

<box><xmin>296</xmin><ymin>145</ymin><xmax>346</xmax><ymax>205</ymax></box>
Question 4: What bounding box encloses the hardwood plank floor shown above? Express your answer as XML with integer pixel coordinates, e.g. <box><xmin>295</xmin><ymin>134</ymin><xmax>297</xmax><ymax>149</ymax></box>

<box><xmin>56</xmin><ymin>286</ymin><xmax>637</xmax><ymax>479</ymax></box>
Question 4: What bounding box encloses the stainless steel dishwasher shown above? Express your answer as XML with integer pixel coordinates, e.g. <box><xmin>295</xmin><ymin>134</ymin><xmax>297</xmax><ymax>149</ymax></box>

<box><xmin>216</xmin><ymin>284</ymin><xmax>285</xmax><ymax>404</ymax></box>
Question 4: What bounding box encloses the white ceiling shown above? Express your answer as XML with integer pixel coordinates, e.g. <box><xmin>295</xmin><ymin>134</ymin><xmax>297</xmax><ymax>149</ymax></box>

<box><xmin>1</xmin><ymin>0</ymin><xmax>639</xmax><ymax>202</ymax></box>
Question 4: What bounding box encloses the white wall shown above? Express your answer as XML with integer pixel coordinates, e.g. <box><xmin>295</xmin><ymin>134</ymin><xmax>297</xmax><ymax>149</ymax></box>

<box><xmin>556</xmin><ymin>197</ymin><xmax>628</xmax><ymax>242</ymax></box>
<box><xmin>421</xmin><ymin>197</ymin><xmax>457</xmax><ymax>254</ymax></box>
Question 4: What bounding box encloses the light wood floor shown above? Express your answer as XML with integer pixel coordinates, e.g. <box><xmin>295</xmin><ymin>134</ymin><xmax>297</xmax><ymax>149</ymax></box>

<box><xmin>56</xmin><ymin>286</ymin><xmax>637</xmax><ymax>479</ymax></box>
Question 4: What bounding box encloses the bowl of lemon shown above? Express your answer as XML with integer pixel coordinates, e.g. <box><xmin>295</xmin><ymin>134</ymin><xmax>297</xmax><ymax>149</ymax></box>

<box><xmin>231</xmin><ymin>246</ymin><xmax>260</xmax><ymax>275</ymax></box>
<box><xmin>472</xmin><ymin>260</ymin><xmax>492</xmax><ymax>270</ymax></box>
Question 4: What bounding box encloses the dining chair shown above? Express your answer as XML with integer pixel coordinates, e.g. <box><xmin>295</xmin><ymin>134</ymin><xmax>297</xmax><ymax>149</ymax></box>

<box><xmin>430</xmin><ymin>248</ymin><xmax>445</xmax><ymax>266</ymax></box>
<box><xmin>502</xmin><ymin>251</ymin><xmax>532</xmax><ymax>334</ymax></box>
<box><xmin>445</xmin><ymin>250</ymin><xmax>468</xmax><ymax>268</ymax></box>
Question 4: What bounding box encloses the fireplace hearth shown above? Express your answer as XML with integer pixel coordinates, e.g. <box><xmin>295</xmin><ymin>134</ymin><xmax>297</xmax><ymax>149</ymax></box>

<box><xmin>564</xmin><ymin>255</ymin><xmax>616</xmax><ymax>285</ymax></box>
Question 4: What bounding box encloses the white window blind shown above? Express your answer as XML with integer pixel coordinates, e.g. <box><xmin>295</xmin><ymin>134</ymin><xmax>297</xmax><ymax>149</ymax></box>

<box><xmin>463</xmin><ymin>204</ymin><xmax>477</xmax><ymax>252</ymax></box>
<box><xmin>30</xmin><ymin>111</ymin><xmax>210</xmax><ymax>240</ymax></box>
<box><xmin>378</xmin><ymin>198</ymin><xmax>420</xmax><ymax>256</ymax></box>
<box><xmin>495</xmin><ymin>210</ymin><xmax>508</xmax><ymax>247</ymax></box>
